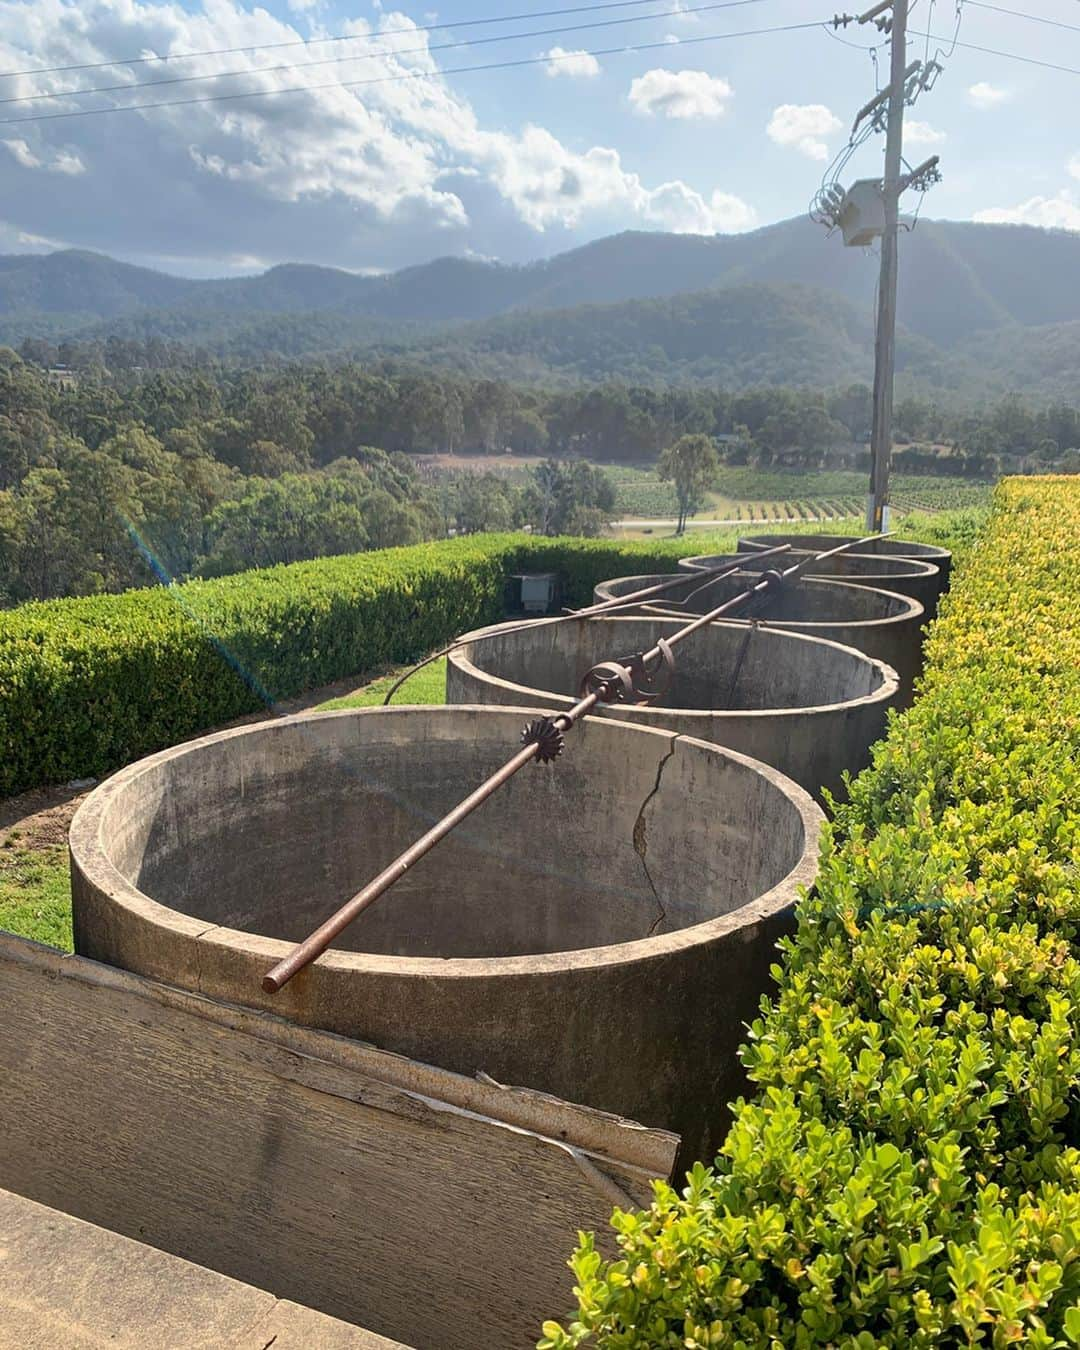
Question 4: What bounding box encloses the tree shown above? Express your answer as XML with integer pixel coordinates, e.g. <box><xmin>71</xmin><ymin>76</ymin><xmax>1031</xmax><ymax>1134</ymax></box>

<box><xmin>452</xmin><ymin>473</ymin><xmax>520</xmax><ymax>534</ymax></box>
<box><xmin>522</xmin><ymin>459</ymin><xmax>615</xmax><ymax>536</ymax></box>
<box><xmin>657</xmin><ymin>433</ymin><xmax>718</xmax><ymax>534</ymax></box>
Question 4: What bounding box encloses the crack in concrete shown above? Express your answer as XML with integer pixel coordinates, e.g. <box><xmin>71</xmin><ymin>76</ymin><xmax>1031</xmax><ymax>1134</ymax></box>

<box><xmin>633</xmin><ymin>738</ymin><xmax>678</xmax><ymax>938</ymax></box>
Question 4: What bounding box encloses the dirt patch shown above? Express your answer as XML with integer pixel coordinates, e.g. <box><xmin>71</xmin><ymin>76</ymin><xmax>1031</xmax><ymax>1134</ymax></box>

<box><xmin>0</xmin><ymin>784</ymin><xmax>89</xmax><ymax>852</ymax></box>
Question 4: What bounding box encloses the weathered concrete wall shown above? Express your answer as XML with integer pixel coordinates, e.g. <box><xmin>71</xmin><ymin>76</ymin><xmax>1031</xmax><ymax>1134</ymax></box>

<box><xmin>0</xmin><ymin>1187</ymin><xmax>409</xmax><ymax>1348</ymax></box>
<box><xmin>447</xmin><ymin>617</ymin><xmax>898</xmax><ymax>801</ymax></box>
<box><xmin>594</xmin><ymin>573</ymin><xmax>924</xmax><ymax>701</ymax></box>
<box><xmin>0</xmin><ymin>933</ymin><xmax>677</xmax><ymax>1350</ymax></box>
<box><xmin>737</xmin><ymin>533</ymin><xmax>952</xmax><ymax>588</ymax></box>
<box><xmin>677</xmin><ymin>549</ymin><xmax>942</xmax><ymax>617</ymax></box>
<box><xmin>70</xmin><ymin>706</ymin><xmax>823</xmax><ymax>1162</ymax></box>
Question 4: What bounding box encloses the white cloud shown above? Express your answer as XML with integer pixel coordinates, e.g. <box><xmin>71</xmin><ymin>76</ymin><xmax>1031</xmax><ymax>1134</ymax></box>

<box><xmin>3</xmin><ymin>139</ymin><xmax>40</xmax><ymax>169</ymax></box>
<box><xmin>905</xmin><ymin>120</ymin><xmax>946</xmax><ymax>146</ymax></box>
<box><xmin>545</xmin><ymin>47</ymin><xmax>600</xmax><ymax>78</ymax></box>
<box><xmin>0</xmin><ymin>0</ymin><xmax>758</xmax><ymax>270</ymax></box>
<box><xmin>466</xmin><ymin>124</ymin><xmax>753</xmax><ymax>233</ymax></box>
<box><xmin>968</xmin><ymin>82</ymin><xmax>1009</xmax><ymax>109</ymax></box>
<box><xmin>3</xmin><ymin>138</ymin><xmax>85</xmax><ymax>174</ymax></box>
<box><xmin>1068</xmin><ymin>155</ymin><xmax>1080</xmax><ymax>181</ymax></box>
<box><xmin>669</xmin><ymin>0</ymin><xmax>703</xmax><ymax>22</ymax></box>
<box><xmin>974</xmin><ymin>192</ymin><xmax>1080</xmax><ymax>231</ymax></box>
<box><xmin>628</xmin><ymin>68</ymin><xmax>733</xmax><ymax>120</ymax></box>
<box><xmin>766</xmin><ymin>104</ymin><xmax>842</xmax><ymax>161</ymax></box>
<box><xmin>50</xmin><ymin>149</ymin><xmax>85</xmax><ymax>175</ymax></box>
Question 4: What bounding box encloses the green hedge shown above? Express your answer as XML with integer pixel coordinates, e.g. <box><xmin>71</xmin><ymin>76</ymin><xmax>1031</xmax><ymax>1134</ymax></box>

<box><xmin>0</xmin><ymin>512</ymin><xmax>980</xmax><ymax>799</ymax></box>
<box><xmin>540</xmin><ymin>479</ymin><xmax>1080</xmax><ymax>1347</ymax></box>
<box><xmin>0</xmin><ymin>531</ymin><xmax>711</xmax><ymax>797</ymax></box>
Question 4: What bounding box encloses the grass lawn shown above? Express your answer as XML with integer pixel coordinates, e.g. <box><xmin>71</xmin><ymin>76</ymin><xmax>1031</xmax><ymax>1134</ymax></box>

<box><xmin>0</xmin><ymin>844</ymin><xmax>72</xmax><ymax>950</ymax></box>
<box><xmin>317</xmin><ymin>656</ymin><xmax>448</xmax><ymax>710</ymax></box>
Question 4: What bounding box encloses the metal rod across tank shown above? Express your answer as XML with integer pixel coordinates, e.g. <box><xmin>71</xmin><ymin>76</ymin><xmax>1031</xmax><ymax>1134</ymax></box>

<box><xmin>262</xmin><ymin>534</ymin><xmax>887</xmax><ymax>994</ymax></box>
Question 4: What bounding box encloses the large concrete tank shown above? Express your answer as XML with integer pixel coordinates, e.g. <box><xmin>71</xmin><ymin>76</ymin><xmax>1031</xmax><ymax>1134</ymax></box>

<box><xmin>70</xmin><ymin>705</ymin><xmax>823</xmax><ymax>1163</ymax></box>
<box><xmin>593</xmin><ymin>572</ymin><xmax>924</xmax><ymax>701</ymax></box>
<box><xmin>678</xmin><ymin>549</ymin><xmax>942</xmax><ymax>617</ymax></box>
<box><xmin>737</xmin><ymin>533</ymin><xmax>952</xmax><ymax>588</ymax></box>
<box><xmin>447</xmin><ymin>617</ymin><xmax>899</xmax><ymax>800</ymax></box>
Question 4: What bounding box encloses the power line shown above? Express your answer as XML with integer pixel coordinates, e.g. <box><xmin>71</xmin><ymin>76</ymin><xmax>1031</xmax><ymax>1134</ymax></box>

<box><xmin>0</xmin><ymin>0</ymin><xmax>768</xmax><ymax>109</ymax></box>
<box><xmin>909</xmin><ymin>30</ymin><xmax>1080</xmax><ymax>76</ymax></box>
<box><xmin>0</xmin><ymin>0</ymin><xmax>758</xmax><ymax>81</ymax></box>
<box><xmin>820</xmin><ymin>22</ymin><xmax>878</xmax><ymax>50</ymax></box>
<box><xmin>965</xmin><ymin>1</ymin><xmax>1080</xmax><ymax>37</ymax></box>
<box><xmin>0</xmin><ymin>19</ymin><xmax>820</xmax><ymax>126</ymax></box>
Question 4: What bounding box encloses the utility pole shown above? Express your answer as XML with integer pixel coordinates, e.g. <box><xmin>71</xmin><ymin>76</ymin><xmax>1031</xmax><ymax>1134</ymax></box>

<box><xmin>865</xmin><ymin>0</ymin><xmax>907</xmax><ymax>534</ymax></box>
<box><xmin>820</xmin><ymin>1</ymin><xmax>944</xmax><ymax>532</ymax></box>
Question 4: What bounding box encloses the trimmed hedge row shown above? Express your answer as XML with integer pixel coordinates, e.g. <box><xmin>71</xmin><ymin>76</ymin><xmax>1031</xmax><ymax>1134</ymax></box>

<box><xmin>539</xmin><ymin>478</ymin><xmax>1080</xmax><ymax>1346</ymax></box>
<box><xmin>0</xmin><ymin>530</ymin><xmax>733</xmax><ymax>798</ymax></box>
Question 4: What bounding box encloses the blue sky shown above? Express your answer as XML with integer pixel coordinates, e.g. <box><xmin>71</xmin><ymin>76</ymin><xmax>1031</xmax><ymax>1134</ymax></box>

<box><xmin>0</xmin><ymin>0</ymin><xmax>1077</xmax><ymax>276</ymax></box>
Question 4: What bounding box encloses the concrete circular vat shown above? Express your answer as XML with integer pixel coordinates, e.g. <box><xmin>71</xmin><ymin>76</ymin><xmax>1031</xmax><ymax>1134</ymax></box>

<box><xmin>594</xmin><ymin>571</ymin><xmax>924</xmax><ymax>702</ymax></box>
<box><xmin>70</xmin><ymin>705</ymin><xmax>824</xmax><ymax>1163</ymax></box>
<box><xmin>678</xmin><ymin>549</ymin><xmax>942</xmax><ymax>616</ymax></box>
<box><xmin>447</xmin><ymin>616</ymin><xmax>899</xmax><ymax>800</ymax></box>
<box><xmin>737</xmin><ymin>532</ymin><xmax>952</xmax><ymax>588</ymax></box>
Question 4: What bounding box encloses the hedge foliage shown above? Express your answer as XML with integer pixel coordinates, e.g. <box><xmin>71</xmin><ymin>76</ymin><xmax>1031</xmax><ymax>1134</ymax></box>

<box><xmin>0</xmin><ymin>528</ymin><xmax>739</xmax><ymax>797</ymax></box>
<box><xmin>541</xmin><ymin>479</ymin><xmax>1080</xmax><ymax>1348</ymax></box>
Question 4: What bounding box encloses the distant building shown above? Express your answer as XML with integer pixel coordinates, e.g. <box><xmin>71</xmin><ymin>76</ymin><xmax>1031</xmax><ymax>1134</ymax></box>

<box><xmin>46</xmin><ymin>365</ymin><xmax>78</xmax><ymax>390</ymax></box>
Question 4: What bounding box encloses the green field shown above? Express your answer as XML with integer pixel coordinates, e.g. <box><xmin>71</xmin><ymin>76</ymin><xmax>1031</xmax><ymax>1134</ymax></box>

<box><xmin>604</xmin><ymin>465</ymin><xmax>993</xmax><ymax>527</ymax></box>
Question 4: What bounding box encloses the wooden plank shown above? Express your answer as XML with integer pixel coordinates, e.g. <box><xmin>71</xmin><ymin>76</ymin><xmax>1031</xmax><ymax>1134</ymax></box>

<box><xmin>0</xmin><ymin>934</ymin><xmax>677</xmax><ymax>1349</ymax></box>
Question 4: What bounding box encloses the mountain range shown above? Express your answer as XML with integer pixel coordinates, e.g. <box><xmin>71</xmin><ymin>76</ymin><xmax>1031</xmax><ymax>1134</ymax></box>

<box><xmin>3</xmin><ymin>216</ymin><xmax>1079</xmax><ymax>401</ymax></box>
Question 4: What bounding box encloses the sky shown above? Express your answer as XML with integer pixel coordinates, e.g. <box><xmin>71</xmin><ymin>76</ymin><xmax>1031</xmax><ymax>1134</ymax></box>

<box><xmin>0</xmin><ymin>0</ymin><xmax>1077</xmax><ymax>277</ymax></box>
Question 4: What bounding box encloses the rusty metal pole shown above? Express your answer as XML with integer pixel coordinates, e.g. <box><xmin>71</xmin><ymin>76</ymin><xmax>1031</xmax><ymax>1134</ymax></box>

<box><xmin>261</xmin><ymin>690</ymin><xmax>601</xmax><ymax>993</ymax></box>
<box><xmin>263</xmin><ymin>533</ymin><xmax>887</xmax><ymax>994</ymax></box>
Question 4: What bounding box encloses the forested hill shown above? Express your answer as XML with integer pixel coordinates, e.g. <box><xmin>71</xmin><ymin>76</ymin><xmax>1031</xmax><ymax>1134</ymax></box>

<box><xmin>388</xmin><ymin>284</ymin><xmax>971</xmax><ymax>395</ymax></box>
<box><xmin>6</xmin><ymin>216</ymin><xmax>1080</xmax><ymax>341</ymax></box>
<box><xmin>5</xmin><ymin>217</ymin><xmax>1080</xmax><ymax>400</ymax></box>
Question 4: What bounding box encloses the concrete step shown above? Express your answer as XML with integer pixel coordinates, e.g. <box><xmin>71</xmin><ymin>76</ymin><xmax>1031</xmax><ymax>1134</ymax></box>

<box><xmin>0</xmin><ymin>1188</ymin><xmax>409</xmax><ymax>1349</ymax></box>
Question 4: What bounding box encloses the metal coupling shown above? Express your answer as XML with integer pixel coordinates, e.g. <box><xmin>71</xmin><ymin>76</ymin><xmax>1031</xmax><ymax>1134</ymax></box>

<box><xmin>520</xmin><ymin>716</ymin><xmax>566</xmax><ymax>764</ymax></box>
<box><xmin>579</xmin><ymin>661</ymin><xmax>635</xmax><ymax>704</ymax></box>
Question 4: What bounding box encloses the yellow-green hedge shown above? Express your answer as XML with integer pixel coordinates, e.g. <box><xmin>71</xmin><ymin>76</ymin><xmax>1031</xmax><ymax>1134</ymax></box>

<box><xmin>542</xmin><ymin>478</ymin><xmax>1080</xmax><ymax>1348</ymax></box>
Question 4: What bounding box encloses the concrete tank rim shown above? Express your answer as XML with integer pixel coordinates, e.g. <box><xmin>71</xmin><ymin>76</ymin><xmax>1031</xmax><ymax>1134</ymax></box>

<box><xmin>593</xmin><ymin>575</ymin><xmax>925</xmax><ymax>634</ymax></box>
<box><xmin>738</xmin><ymin>532</ymin><xmax>952</xmax><ymax>565</ymax></box>
<box><xmin>69</xmin><ymin>703</ymin><xmax>825</xmax><ymax>983</ymax></box>
<box><xmin>677</xmin><ymin>552</ymin><xmax>940</xmax><ymax>583</ymax></box>
<box><xmin>453</xmin><ymin>615</ymin><xmax>901</xmax><ymax>723</ymax></box>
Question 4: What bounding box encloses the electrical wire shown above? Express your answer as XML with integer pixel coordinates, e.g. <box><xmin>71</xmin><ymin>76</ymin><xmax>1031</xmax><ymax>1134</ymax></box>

<box><xmin>0</xmin><ymin>19</ymin><xmax>821</xmax><ymax>126</ymax></box>
<box><xmin>0</xmin><ymin>0</ymin><xmax>763</xmax><ymax>79</ymax></box>
<box><xmin>929</xmin><ymin>0</ymin><xmax>964</xmax><ymax>63</ymax></box>
<box><xmin>820</xmin><ymin>23</ymin><xmax>878</xmax><ymax>51</ymax></box>
<box><xmin>965</xmin><ymin>1</ymin><xmax>1080</xmax><ymax>37</ymax></box>
<box><xmin>0</xmin><ymin>0</ymin><xmax>765</xmax><ymax>109</ymax></box>
<box><xmin>908</xmin><ymin>31</ymin><xmax>1080</xmax><ymax>77</ymax></box>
